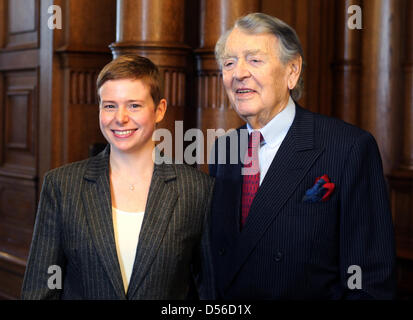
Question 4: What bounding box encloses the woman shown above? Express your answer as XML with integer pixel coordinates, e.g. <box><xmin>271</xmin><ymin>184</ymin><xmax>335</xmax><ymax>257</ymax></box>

<box><xmin>21</xmin><ymin>55</ymin><xmax>214</xmax><ymax>299</ymax></box>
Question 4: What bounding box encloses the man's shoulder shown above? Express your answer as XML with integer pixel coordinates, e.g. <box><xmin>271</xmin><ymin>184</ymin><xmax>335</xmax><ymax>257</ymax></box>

<box><xmin>299</xmin><ymin>106</ymin><xmax>372</xmax><ymax>146</ymax></box>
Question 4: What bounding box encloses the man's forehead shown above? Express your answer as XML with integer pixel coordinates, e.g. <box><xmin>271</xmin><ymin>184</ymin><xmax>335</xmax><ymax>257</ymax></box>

<box><xmin>223</xmin><ymin>29</ymin><xmax>278</xmax><ymax>56</ymax></box>
<box><xmin>222</xmin><ymin>49</ymin><xmax>262</xmax><ymax>59</ymax></box>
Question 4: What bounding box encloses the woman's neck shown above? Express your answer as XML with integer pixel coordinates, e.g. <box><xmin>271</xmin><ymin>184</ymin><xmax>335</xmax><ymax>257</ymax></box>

<box><xmin>109</xmin><ymin>144</ymin><xmax>155</xmax><ymax>178</ymax></box>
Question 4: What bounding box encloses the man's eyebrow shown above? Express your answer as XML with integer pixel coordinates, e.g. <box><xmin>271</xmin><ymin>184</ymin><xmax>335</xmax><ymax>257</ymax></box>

<box><xmin>244</xmin><ymin>49</ymin><xmax>262</xmax><ymax>56</ymax></box>
<box><xmin>222</xmin><ymin>54</ymin><xmax>235</xmax><ymax>60</ymax></box>
<box><xmin>222</xmin><ymin>49</ymin><xmax>264</xmax><ymax>59</ymax></box>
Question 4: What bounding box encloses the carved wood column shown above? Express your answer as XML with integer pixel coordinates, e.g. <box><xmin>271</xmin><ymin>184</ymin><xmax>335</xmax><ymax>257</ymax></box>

<box><xmin>388</xmin><ymin>0</ymin><xmax>413</xmax><ymax>294</ymax></box>
<box><xmin>195</xmin><ymin>0</ymin><xmax>260</xmax><ymax>171</ymax></box>
<box><xmin>53</xmin><ymin>0</ymin><xmax>116</xmax><ymax>166</ymax></box>
<box><xmin>360</xmin><ymin>0</ymin><xmax>404</xmax><ymax>175</ymax></box>
<box><xmin>399</xmin><ymin>0</ymin><xmax>413</xmax><ymax>173</ymax></box>
<box><xmin>110</xmin><ymin>0</ymin><xmax>190</xmax><ymax>142</ymax></box>
<box><xmin>332</xmin><ymin>0</ymin><xmax>362</xmax><ymax>125</ymax></box>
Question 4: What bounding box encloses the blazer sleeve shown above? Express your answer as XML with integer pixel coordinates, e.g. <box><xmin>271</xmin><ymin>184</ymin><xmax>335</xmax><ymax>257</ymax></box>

<box><xmin>21</xmin><ymin>173</ymin><xmax>66</xmax><ymax>300</ymax></box>
<box><xmin>193</xmin><ymin>178</ymin><xmax>216</xmax><ymax>300</ymax></box>
<box><xmin>339</xmin><ymin>131</ymin><xmax>396</xmax><ymax>299</ymax></box>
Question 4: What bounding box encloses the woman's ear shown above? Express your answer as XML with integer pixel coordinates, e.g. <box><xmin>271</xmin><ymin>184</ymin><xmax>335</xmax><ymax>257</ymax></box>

<box><xmin>155</xmin><ymin>98</ymin><xmax>167</xmax><ymax>124</ymax></box>
<box><xmin>288</xmin><ymin>55</ymin><xmax>302</xmax><ymax>90</ymax></box>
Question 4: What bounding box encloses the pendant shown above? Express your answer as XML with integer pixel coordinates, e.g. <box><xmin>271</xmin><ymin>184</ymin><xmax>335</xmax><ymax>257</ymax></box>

<box><xmin>129</xmin><ymin>184</ymin><xmax>135</xmax><ymax>191</ymax></box>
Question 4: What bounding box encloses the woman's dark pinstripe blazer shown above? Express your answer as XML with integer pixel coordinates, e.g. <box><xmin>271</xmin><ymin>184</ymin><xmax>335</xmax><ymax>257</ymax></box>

<box><xmin>21</xmin><ymin>146</ymin><xmax>214</xmax><ymax>299</ymax></box>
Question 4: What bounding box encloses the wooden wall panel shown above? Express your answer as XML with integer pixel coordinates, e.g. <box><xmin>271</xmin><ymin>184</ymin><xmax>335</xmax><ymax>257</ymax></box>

<box><xmin>57</xmin><ymin>53</ymin><xmax>111</xmax><ymax>164</ymax></box>
<box><xmin>331</xmin><ymin>0</ymin><xmax>362</xmax><ymax>125</ymax></box>
<box><xmin>0</xmin><ymin>251</ymin><xmax>25</xmax><ymax>299</ymax></box>
<box><xmin>4</xmin><ymin>0</ymin><xmax>39</xmax><ymax>50</ymax></box>
<box><xmin>55</xmin><ymin>0</ymin><xmax>116</xmax><ymax>53</ymax></box>
<box><xmin>112</xmin><ymin>0</ymin><xmax>192</xmax><ymax>161</ymax></box>
<box><xmin>0</xmin><ymin>0</ymin><xmax>40</xmax><ymax>298</ymax></box>
<box><xmin>0</xmin><ymin>0</ymin><xmax>5</xmax><ymax>48</ymax></box>
<box><xmin>0</xmin><ymin>176</ymin><xmax>36</xmax><ymax>257</ymax></box>
<box><xmin>388</xmin><ymin>0</ymin><xmax>413</xmax><ymax>297</ymax></box>
<box><xmin>0</xmin><ymin>70</ymin><xmax>37</xmax><ymax>178</ymax></box>
<box><xmin>399</xmin><ymin>0</ymin><xmax>413</xmax><ymax>171</ymax></box>
<box><xmin>262</xmin><ymin>0</ymin><xmax>335</xmax><ymax>116</ymax></box>
<box><xmin>195</xmin><ymin>0</ymin><xmax>260</xmax><ymax>171</ymax></box>
<box><xmin>0</xmin><ymin>0</ymin><xmax>115</xmax><ymax>299</ymax></box>
<box><xmin>360</xmin><ymin>0</ymin><xmax>404</xmax><ymax>175</ymax></box>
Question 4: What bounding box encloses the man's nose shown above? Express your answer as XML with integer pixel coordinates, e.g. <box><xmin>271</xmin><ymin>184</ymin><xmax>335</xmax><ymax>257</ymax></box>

<box><xmin>115</xmin><ymin>106</ymin><xmax>129</xmax><ymax>124</ymax></box>
<box><xmin>233</xmin><ymin>60</ymin><xmax>251</xmax><ymax>80</ymax></box>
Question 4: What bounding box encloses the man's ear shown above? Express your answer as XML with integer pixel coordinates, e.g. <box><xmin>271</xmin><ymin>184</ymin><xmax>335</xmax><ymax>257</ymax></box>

<box><xmin>155</xmin><ymin>98</ymin><xmax>167</xmax><ymax>123</ymax></box>
<box><xmin>287</xmin><ymin>55</ymin><xmax>302</xmax><ymax>90</ymax></box>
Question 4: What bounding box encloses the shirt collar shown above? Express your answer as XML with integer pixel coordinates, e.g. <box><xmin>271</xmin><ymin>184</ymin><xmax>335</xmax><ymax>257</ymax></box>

<box><xmin>246</xmin><ymin>96</ymin><xmax>296</xmax><ymax>147</ymax></box>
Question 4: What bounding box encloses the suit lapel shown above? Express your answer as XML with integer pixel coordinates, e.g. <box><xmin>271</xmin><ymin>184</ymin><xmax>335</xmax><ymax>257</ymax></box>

<box><xmin>82</xmin><ymin>146</ymin><xmax>126</xmax><ymax>299</ymax></box>
<box><xmin>215</xmin><ymin>127</ymin><xmax>247</xmax><ymax>245</ymax></box>
<box><xmin>221</xmin><ymin>105</ymin><xmax>325</xmax><ymax>291</ymax></box>
<box><xmin>126</xmin><ymin>162</ymin><xmax>178</xmax><ymax>299</ymax></box>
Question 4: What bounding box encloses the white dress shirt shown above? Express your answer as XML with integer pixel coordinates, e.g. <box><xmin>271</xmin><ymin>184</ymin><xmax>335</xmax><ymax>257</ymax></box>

<box><xmin>246</xmin><ymin>96</ymin><xmax>296</xmax><ymax>185</ymax></box>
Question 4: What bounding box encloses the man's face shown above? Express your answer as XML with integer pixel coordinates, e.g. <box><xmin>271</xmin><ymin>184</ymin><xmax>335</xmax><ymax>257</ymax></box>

<box><xmin>221</xmin><ymin>28</ymin><xmax>294</xmax><ymax>129</ymax></box>
<box><xmin>98</xmin><ymin>78</ymin><xmax>166</xmax><ymax>155</ymax></box>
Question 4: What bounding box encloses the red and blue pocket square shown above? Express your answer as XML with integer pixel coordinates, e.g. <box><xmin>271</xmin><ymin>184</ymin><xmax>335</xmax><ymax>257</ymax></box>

<box><xmin>302</xmin><ymin>174</ymin><xmax>335</xmax><ymax>203</ymax></box>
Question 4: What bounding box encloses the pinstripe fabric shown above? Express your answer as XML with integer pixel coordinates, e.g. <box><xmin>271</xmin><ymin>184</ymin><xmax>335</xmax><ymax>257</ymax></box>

<box><xmin>206</xmin><ymin>103</ymin><xmax>396</xmax><ymax>300</ymax></box>
<box><xmin>21</xmin><ymin>146</ymin><xmax>214</xmax><ymax>300</ymax></box>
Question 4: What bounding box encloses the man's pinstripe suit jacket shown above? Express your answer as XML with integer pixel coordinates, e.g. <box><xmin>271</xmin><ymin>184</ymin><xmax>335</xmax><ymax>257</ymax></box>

<box><xmin>205</xmin><ymin>104</ymin><xmax>397</xmax><ymax>300</ymax></box>
<box><xmin>21</xmin><ymin>146</ymin><xmax>214</xmax><ymax>299</ymax></box>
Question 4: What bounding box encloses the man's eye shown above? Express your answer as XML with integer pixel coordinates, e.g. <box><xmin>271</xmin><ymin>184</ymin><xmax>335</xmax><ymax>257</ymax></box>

<box><xmin>103</xmin><ymin>104</ymin><xmax>116</xmax><ymax>110</ymax></box>
<box><xmin>223</xmin><ymin>61</ymin><xmax>234</xmax><ymax>68</ymax></box>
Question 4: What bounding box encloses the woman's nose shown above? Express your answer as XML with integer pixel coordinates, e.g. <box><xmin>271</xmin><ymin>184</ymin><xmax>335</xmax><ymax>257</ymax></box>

<box><xmin>115</xmin><ymin>106</ymin><xmax>129</xmax><ymax>124</ymax></box>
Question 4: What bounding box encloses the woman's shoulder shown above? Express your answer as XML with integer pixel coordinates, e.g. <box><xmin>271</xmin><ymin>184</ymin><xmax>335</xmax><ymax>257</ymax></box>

<box><xmin>173</xmin><ymin>163</ymin><xmax>213</xmax><ymax>181</ymax></box>
<box><xmin>44</xmin><ymin>156</ymin><xmax>94</xmax><ymax>183</ymax></box>
<box><xmin>170</xmin><ymin>164</ymin><xmax>214</xmax><ymax>202</ymax></box>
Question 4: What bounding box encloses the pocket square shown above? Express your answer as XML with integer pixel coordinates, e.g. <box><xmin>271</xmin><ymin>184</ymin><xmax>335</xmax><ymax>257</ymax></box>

<box><xmin>302</xmin><ymin>174</ymin><xmax>335</xmax><ymax>203</ymax></box>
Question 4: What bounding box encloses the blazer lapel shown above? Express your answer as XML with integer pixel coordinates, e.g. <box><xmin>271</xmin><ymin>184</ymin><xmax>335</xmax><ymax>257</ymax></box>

<box><xmin>126</xmin><ymin>162</ymin><xmax>178</xmax><ymax>299</ymax></box>
<box><xmin>82</xmin><ymin>146</ymin><xmax>126</xmax><ymax>299</ymax></box>
<box><xmin>221</xmin><ymin>105</ymin><xmax>325</xmax><ymax>292</ymax></box>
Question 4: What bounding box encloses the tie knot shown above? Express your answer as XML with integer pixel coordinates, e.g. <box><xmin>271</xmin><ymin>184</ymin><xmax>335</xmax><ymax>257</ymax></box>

<box><xmin>248</xmin><ymin>131</ymin><xmax>264</xmax><ymax>148</ymax></box>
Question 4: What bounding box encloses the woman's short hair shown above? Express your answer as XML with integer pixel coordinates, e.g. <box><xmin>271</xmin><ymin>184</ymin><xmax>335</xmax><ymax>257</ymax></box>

<box><xmin>215</xmin><ymin>12</ymin><xmax>305</xmax><ymax>101</ymax></box>
<box><xmin>97</xmin><ymin>54</ymin><xmax>162</xmax><ymax>105</ymax></box>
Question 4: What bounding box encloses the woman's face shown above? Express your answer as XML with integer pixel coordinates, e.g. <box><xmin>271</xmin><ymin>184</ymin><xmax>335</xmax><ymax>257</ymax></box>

<box><xmin>98</xmin><ymin>78</ymin><xmax>166</xmax><ymax>155</ymax></box>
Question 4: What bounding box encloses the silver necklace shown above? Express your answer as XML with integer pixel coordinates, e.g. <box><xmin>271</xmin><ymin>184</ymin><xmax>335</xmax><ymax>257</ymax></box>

<box><xmin>111</xmin><ymin>170</ymin><xmax>138</xmax><ymax>191</ymax></box>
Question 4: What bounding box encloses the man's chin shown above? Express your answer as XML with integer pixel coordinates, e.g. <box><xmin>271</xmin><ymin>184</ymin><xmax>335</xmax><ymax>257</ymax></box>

<box><xmin>234</xmin><ymin>109</ymin><xmax>255</xmax><ymax>122</ymax></box>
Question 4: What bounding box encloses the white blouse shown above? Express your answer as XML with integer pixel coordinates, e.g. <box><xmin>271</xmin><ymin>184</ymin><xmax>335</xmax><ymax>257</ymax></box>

<box><xmin>112</xmin><ymin>207</ymin><xmax>145</xmax><ymax>293</ymax></box>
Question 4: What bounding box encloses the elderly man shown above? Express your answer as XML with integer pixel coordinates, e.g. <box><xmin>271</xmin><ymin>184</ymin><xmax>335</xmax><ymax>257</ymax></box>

<box><xmin>203</xmin><ymin>12</ymin><xmax>396</xmax><ymax>300</ymax></box>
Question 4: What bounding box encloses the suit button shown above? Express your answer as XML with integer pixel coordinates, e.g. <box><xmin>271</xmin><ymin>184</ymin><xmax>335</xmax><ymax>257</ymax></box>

<box><xmin>274</xmin><ymin>251</ymin><xmax>283</xmax><ymax>262</ymax></box>
<box><xmin>218</xmin><ymin>248</ymin><xmax>226</xmax><ymax>256</ymax></box>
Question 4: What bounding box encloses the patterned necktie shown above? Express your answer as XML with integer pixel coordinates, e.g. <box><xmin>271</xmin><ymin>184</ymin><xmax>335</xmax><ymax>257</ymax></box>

<box><xmin>241</xmin><ymin>131</ymin><xmax>264</xmax><ymax>228</ymax></box>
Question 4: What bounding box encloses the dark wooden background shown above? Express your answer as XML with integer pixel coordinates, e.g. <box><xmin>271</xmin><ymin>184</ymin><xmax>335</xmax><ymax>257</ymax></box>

<box><xmin>0</xmin><ymin>0</ymin><xmax>412</xmax><ymax>299</ymax></box>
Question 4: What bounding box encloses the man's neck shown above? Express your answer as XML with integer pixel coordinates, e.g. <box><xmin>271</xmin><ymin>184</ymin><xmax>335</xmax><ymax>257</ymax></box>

<box><xmin>247</xmin><ymin>96</ymin><xmax>291</xmax><ymax>130</ymax></box>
